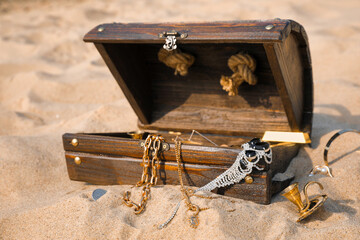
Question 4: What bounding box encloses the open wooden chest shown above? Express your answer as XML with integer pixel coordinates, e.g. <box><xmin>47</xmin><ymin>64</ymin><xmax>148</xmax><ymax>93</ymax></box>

<box><xmin>63</xmin><ymin>19</ymin><xmax>313</xmax><ymax>204</ymax></box>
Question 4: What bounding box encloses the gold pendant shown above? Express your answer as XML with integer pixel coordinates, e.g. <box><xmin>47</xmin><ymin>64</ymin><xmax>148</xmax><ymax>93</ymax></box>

<box><xmin>189</xmin><ymin>215</ymin><xmax>199</xmax><ymax>228</ymax></box>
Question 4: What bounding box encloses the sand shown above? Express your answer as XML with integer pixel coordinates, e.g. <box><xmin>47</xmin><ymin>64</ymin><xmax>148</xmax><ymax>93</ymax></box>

<box><xmin>0</xmin><ymin>0</ymin><xmax>359</xmax><ymax>239</ymax></box>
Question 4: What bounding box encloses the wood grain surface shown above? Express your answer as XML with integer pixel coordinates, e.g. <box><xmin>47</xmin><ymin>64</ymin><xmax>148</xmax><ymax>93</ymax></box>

<box><xmin>65</xmin><ymin>151</ymin><xmax>272</xmax><ymax>204</ymax></box>
<box><xmin>63</xmin><ymin>132</ymin><xmax>300</xmax><ymax>204</ymax></box>
<box><xmin>82</xmin><ymin>20</ymin><xmax>313</xmax><ymax>136</ymax></box>
<box><xmin>63</xmin><ymin>20</ymin><xmax>313</xmax><ymax>204</ymax></box>
<box><xmin>84</xmin><ymin>20</ymin><xmax>290</xmax><ymax>43</ymax></box>
<box><xmin>63</xmin><ymin>132</ymin><xmax>299</xmax><ymax>172</ymax></box>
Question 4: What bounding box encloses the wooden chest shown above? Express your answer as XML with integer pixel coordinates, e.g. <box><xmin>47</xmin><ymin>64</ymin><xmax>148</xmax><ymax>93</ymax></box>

<box><xmin>63</xmin><ymin>19</ymin><xmax>313</xmax><ymax>204</ymax></box>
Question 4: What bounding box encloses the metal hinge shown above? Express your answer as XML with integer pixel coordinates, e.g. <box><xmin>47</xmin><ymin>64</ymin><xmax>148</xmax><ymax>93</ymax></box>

<box><xmin>158</xmin><ymin>30</ymin><xmax>188</xmax><ymax>51</ymax></box>
<box><xmin>139</xmin><ymin>140</ymin><xmax>170</xmax><ymax>152</ymax></box>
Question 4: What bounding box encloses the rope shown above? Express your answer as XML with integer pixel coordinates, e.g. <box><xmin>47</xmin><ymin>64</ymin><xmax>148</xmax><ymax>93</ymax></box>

<box><xmin>158</xmin><ymin>48</ymin><xmax>195</xmax><ymax>76</ymax></box>
<box><xmin>220</xmin><ymin>53</ymin><xmax>257</xmax><ymax>96</ymax></box>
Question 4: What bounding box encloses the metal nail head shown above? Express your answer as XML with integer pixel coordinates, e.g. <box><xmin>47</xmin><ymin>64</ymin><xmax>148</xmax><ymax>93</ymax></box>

<box><xmin>74</xmin><ymin>156</ymin><xmax>81</xmax><ymax>165</ymax></box>
<box><xmin>180</xmin><ymin>33</ymin><xmax>188</xmax><ymax>38</ymax></box>
<box><xmin>71</xmin><ymin>138</ymin><xmax>79</xmax><ymax>147</ymax></box>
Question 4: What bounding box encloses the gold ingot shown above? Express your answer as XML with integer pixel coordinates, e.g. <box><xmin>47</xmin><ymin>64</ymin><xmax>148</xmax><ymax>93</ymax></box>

<box><xmin>282</xmin><ymin>181</ymin><xmax>327</xmax><ymax>222</ymax></box>
<box><xmin>71</xmin><ymin>138</ymin><xmax>79</xmax><ymax>147</ymax></box>
<box><xmin>127</xmin><ymin>131</ymin><xmax>144</xmax><ymax>140</ymax></box>
<box><xmin>262</xmin><ymin>131</ymin><xmax>311</xmax><ymax>144</ymax></box>
<box><xmin>245</xmin><ymin>175</ymin><xmax>253</xmax><ymax>184</ymax></box>
<box><xmin>74</xmin><ymin>156</ymin><xmax>81</xmax><ymax>165</ymax></box>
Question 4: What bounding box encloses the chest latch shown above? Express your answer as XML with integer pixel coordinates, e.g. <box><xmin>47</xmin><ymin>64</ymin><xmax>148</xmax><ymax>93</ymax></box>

<box><xmin>159</xmin><ymin>30</ymin><xmax>188</xmax><ymax>51</ymax></box>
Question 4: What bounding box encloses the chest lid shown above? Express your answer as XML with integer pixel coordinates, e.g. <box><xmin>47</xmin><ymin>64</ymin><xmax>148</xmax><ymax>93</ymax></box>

<box><xmin>84</xmin><ymin>19</ymin><xmax>313</xmax><ymax>137</ymax></box>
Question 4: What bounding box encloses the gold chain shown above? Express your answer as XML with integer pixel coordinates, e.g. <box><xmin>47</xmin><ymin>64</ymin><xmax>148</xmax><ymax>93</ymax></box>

<box><xmin>158</xmin><ymin>138</ymin><xmax>236</xmax><ymax>229</ymax></box>
<box><xmin>174</xmin><ymin>140</ymin><xmax>210</xmax><ymax>228</ymax></box>
<box><xmin>123</xmin><ymin>135</ymin><xmax>163</xmax><ymax>214</ymax></box>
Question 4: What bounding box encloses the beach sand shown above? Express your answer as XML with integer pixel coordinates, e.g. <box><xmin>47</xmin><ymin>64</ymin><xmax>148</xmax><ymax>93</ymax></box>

<box><xmin>0</xmin><ymin>0</ymin><xmax>359</xmax><ymax>239</ymax></box>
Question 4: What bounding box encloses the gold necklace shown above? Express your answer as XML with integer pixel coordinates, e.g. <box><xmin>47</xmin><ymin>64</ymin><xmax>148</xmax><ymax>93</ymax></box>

<box><xmin>174</xmin><ymin>140</ymin><xmax>210</xmax><ymax>228</ymax></box>
<box><xmin>123</xmin><ymin>135</ymin><xmax>164</xmax><ymax>214</ymax></box>
<box><xmin>158</xmin><ymin>139</ymin><xmax>234</xmax><ymax>229</ymax></box>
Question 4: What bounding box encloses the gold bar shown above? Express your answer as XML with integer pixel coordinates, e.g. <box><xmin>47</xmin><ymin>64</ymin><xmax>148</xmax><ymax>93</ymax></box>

<box><xmin>262</xmin><ymin>131</ymin><xmax>311</xmax><ymax>144</ymax></box>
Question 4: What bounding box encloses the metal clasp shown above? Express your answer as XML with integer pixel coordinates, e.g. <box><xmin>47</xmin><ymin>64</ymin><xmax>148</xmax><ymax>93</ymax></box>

<box><xmin>159</xmin><ymin>30</ymin><xmax>188</xmax><ymax>51</ymax></box>
<box><xmin>139</xmin><ymin>140</ymin><xmax>170</xmax><ymax>152</ymax></box>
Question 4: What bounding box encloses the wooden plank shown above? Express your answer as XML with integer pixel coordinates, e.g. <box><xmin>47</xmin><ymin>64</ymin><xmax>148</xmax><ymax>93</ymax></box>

<box><xmin>142</xmin><ymin>42</ymin><xmax>291</xmax><ymax>135</ymax></box>
<box><xmin>63</xmin><ymin>133</ymin><xmax>258</xmax><ymax>167</ymax></box>
<box><xmin>151</xmin><ymin>90</ymin><xmax>284</xmax><ymax>111</ymax></box>
<box><xmin>102</xmin><ymin>42</ymin><xmax>291</xmax><ymax>135</ymax></box>
<box><xmin>143</xmin><ymin>106</ymin><xmax>291</xmax><ymax>136</ymax></box>
<box><xmin>63</xmin><ymin>133</ymin><xmax>299</xmax><ymax>171</ymax></box>
<box><xmin>269</xmin><ymin>142</ymin><xmax>299</xmax><ymax>173</ymax></box>
<box><xmin>65</xmin><ymin>151</ymin><xmax>271</xmax><ymax>204</ymax></box>
<box><xmin>94</xmin><ymin>43</ymin><xmax>151</xmax><ymax>124</ymax></box>
<box><xmin>264</xmin><ymin>40</ymin><xmax>301</xmax><ymax>132</ymax></box>
<box><xmin>83</xmin><ymin>20</ymin><xmax>290</xmax><ymax>44</ymax></box>
<box><xmin>85</xmin><ymin>20</ymin><xmax>312</xmax><ymax>135</ymax></box>
<box><xmin>277</xmin><ymin>34</ymin><xmax>303</xmax><ymax>127</ymax></box>
<box><xmin>264</xmin><ymin>21</ymin><xmax>313</xmax><ymax>134</ymax></box>
<box><xmin>290</xmin><ymin>21</ymin><xmax>313</xmax><ymax>136</ymax></box>
<box><xmin>63</xmin><ymin>132</ymin><xmax>300</xmax><ymax>204</ymax></box>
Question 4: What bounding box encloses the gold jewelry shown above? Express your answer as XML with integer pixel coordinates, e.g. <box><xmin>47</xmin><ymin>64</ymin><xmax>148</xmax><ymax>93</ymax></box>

<box><xmin>309</xmin><ymin>129</ymin><xmax>360</xmax><ymax>178</ymax></box>
<box><xmin>195</xmin><ymin>139</ymin><xmax>272</xmax><ymax>193</ymax></box>
<box><xmin>175</xmin><ymin>140</ymin><xmax>206</xmax><ymax>228</ymax></box>
<box><xmin>123</xmin><ymin>134</ymin><xmax>164</xmax><ymax>214</ymax></box>
<box><xmin>159</xmin><ymin>136</ymin><xmax>268</xmax><ymax>229</ymax></box>
<box><xmin>282</xmin><ymin>181</ymin><xmax>327</xmax><ymax>222</ymax></box>
<box><xmin>158</xmin><ymin>139</ymin><xmax>213</xmax><ymax>229</ymax></box>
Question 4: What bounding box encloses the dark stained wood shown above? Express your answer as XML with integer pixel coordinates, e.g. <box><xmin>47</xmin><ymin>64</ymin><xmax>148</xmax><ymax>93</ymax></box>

<box><xmin>95</xmin><ymin>43</ymin><xmax>151</xmax><ymax>124</ymax></box>
<box><xmin>63</xmin><ymin>132</ymin><xmax>299</xmax><ymax>204</ymax></box>
<box><xmin>65</xmin><ymin>151</ymin><xmax>271</xmax><ymax>204</ymax></box>
<box><xmin>269</xmin><ymin>142</ymin><xmax>299</xmax><ymax>173</ymax></box>
<box><xmin>63</xmin><ymin>133</ymin><xmax>244</xmax><ymax>167</ymax></box>
<box><xmin>264</xmin><ymin>20</ymin><xmax>313</xmax><ymax>135</ymax></box>
<box><xmin>62</xmin><ymin>19</ymin><xmax>314</xmax><ymax>204</ymax></box>
<box><xmin>139</xmin><ymin>43</ymin><xmax>291</xmax><ymax>136</ymax></box>
<box><xmin>264</xmin><ymin>42</ymin><xmax>300</xmax><ymax>132</ymax></box>
<box><xmin>83</xmin><ymin>20</ymin><xmax>313</xmax><ymax>136</ymax></box>
<box><xmin>93</xmin><ymin>41</ymin><xmax>293</xmax><ymax>135</ymax></box>
<box><xmin>63</xmin><ymin>132</ymin><xmax>298</xmax><ymax>170</ymax></box>
<box><xmin>289</xmin><ymin>21</ymin><xmax>313</xmax><ymax>136</ymax></box>
<box><xmin>142</xmin><ymin>106</ymin><xmax>290</xmax><ymax>137</ymax></box>
<box><xmin>271</xmin><ymin>176</ymin><xmax>294</xmax><ymax>196</ymax></box>
<box><xmin>278</xmin><ymin>34</ymin><xmax>304</xmax><ymax>127</ymax></box>
<box><xmin>83</xmin><ymin>20</ymin><xmax>290</xmax><ymax>44</ymax></box>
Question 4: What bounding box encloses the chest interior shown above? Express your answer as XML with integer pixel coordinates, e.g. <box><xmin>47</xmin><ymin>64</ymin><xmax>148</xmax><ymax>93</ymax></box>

<box><xmin>103</xmin><ymin>42</ymin><xmax>291</xmax><ymax>137</ymax></box>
